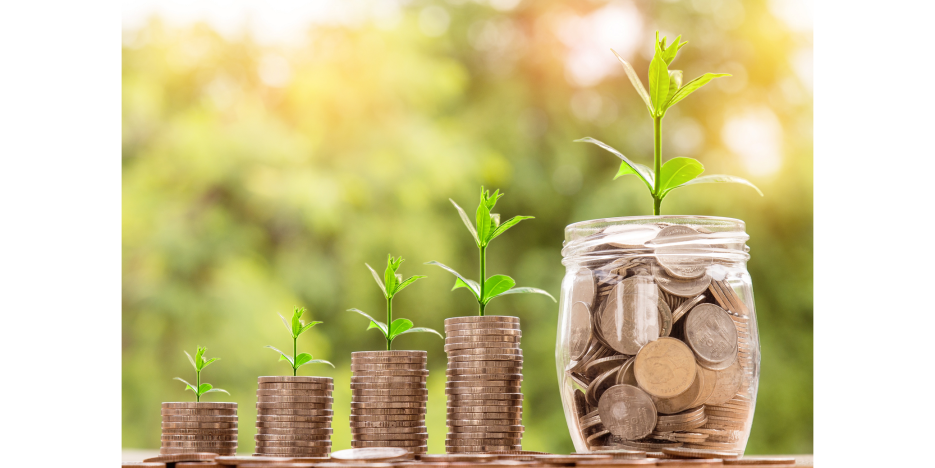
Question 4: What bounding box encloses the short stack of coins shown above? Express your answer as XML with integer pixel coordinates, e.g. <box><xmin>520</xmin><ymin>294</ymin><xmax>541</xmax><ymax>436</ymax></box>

<box><xmin>254</xmin><ymin>376</ymin><xmax>334</xmax><ymax>457</ymax></box>
<box><xmin>563</xmin><ymin>223</ymin><xmax>758</xmax><ymax>455</ymax></box>
<box><xmin>160</xmin><ymin>402</ymin><xmax>238</xmax><ymax>456</ymax></box>
<box><xmin>444</xmin><ymin>316</ymin><xmax>524</xmax><ymax>453</ymax></box>
<box><xmin>350</xmin><ymin>350</ymin><xmax>429</xmax><ymax>454</ymax></box>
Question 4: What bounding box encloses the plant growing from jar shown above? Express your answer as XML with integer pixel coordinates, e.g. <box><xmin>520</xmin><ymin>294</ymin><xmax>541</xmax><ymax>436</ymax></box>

<box><xmin>576</xmin><ymin>32</ymin><xmax>762</xmax><ymax>215</ymax></box>
<box><xmin>266</xmin><ymin>306</ymin><xmax>334</xmax><ymax>376</ymax></box>
<box><xmin>174</xmin><ymin>346</ymin><xmax>229</xmax><ymax>402</ymax></box>
<box><xmin>427</xmin><ymin>186</ymin><xmax>555</xmax><ymax>316</ymax></box>
<box><xmin>348</xmin><ymin>254</ymin><xmax>443</xmax><ymax>350</ymax></box>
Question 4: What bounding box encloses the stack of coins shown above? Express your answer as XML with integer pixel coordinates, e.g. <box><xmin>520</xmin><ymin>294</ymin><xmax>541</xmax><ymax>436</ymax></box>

<box><xmin>350</xmin><ymin>351</ymin><xmax>429</xmax><ymax>454</ymax></box>
<box><xmin>160</xmin><ymin>402</ymin><xmax>238</xmax><ymax>455</ymax></box>
<box><xmin>444</xmin><ymin>316</ymin><xmax>524</xmax><ymax>453</ymax></box>
<box><xmin>563</xmin><ymin>224</ymin><xmax>758</xmax><ymax>455</ymax></box>
<box><xmin>254</xmin><ymin>376</ymin><xmax>333</xmax><ymax>457</ymax></box>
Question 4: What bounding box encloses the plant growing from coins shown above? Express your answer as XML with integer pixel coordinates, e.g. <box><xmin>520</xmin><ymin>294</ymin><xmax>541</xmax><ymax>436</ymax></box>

<box><xmin>174</xmin><ymin>346</ymin><xmax>229</xmax><ymax>402</ymax></box>
<box><xmin>577</xmin><ymin>31</ymin><xmax>762</xmax><ymax>215</ymax></box>
<box><xmin>266</xmin><ymin>306</ymin><xmax>334</xmax><ymax>376</ymax></box>
<box><xmin>427</xmin><ymin>186</ymin><xmax>555</xmax><ymax>316</ymax></box>
<box><xmin>348</xmin><ymin>254</ymin><xmax>443</xmax><ymax>350</ymax></box>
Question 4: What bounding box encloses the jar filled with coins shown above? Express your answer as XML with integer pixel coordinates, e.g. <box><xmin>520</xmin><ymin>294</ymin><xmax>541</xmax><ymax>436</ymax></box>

<box><xmin>556</xmin><ymin>216</ymin><xmax>759</xmax><ymax>456</ymax></box>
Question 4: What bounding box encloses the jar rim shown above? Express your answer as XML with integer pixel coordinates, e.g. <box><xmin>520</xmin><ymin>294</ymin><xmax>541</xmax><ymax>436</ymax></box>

<box><xmin>565</xmin><ymin>215</ymin><xmax>745</xmax><ymax>232</ymax></box>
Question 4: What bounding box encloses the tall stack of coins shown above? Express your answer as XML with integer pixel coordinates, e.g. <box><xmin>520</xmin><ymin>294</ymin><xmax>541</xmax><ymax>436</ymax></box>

<box><xmin>254</xmin><ymin>376</ymin><xmax>333</xmax><ymax>457</ymax></box>
<box><xmin>160</xmin><ymin>402</ymin><xmax>238</xmax><ymax>456</ymax></box>
<box><xmin>350</xmin><ymin>351</ymin><xmax>429</xmax><ymax>454</ymax></box>
<box><xmin>444</xmin><ymin>316</ymin><xmax>524</xmax><ymax>453</ymax></box>
<box><xmin>560</xmin><ymin>222</ymin><xmax>759</xmax><ymax>456</ymax></box>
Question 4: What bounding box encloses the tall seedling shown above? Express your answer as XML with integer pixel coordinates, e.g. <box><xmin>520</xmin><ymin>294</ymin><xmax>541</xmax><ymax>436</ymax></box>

<box><xmin>348</xmin><ymin>255</ymin><xmax>443</xmax><ymax>350</ymax></box>
<box><xmin>266</xmin><ymin>307</ymin><xmax>334</xmax><ymax>376</ymax></box>
<box><xmin>577</xmin><ymin>32</ymin><xmax>763</xmax><ymax>215</ymax></box>
<box><xmin>427</xmin><ymin>187</ymin><xmax>555</xmax><ymax>316</ymax></box>
<box><xmin>174</xmin><ymin>346</ymin><xmax>229</xmax><ymax>402</ymax></box>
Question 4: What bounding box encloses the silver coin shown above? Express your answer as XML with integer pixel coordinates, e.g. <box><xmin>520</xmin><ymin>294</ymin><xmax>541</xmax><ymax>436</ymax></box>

<box><xmin>685</xmin><ymin>304</ymin><xmax>738</xmax><ymax>370</ymax></box>
<box><xmin>653</xmin><ymin>263</ymin><xmax>712</xmax><ymax>298</ymax></box>
<box><xmin>597</xmin><ymin>384</ymin><xmax>657</xmax><ymax>440</ymax></box>
<box><xmin>569</xmin><ymin>301</ymin><xmax>592</xmax><ymax>361</ymax></box>
<box><xmin>653</xmin><ymin>226</ymin><xmax>711</xmax><ymax>279</ymax></box>
<box><xmin>572</xmin><ymin>268</ymin><xmax>597</xmax><ymax>309</ymax></box>
<box><xmin>597</xmin><ymin>278</ymin><xmax>660</xmax><ymax>355</ymax></box>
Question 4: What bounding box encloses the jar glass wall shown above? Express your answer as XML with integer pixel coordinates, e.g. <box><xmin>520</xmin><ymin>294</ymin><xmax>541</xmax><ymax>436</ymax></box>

<box><xmin>556</xmin><ymin>216</ymin><xmax>760</xmax><ymax>454</ymax></box>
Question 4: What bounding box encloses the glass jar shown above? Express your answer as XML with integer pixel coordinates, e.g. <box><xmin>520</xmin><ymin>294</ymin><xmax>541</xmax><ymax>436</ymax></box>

<box><xmin>556</xmin><ymin>216</ymin><xmax>759</xmax><ymax>455</ymax></box>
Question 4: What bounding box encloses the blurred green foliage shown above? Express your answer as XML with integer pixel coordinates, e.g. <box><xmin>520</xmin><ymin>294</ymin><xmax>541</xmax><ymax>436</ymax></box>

<box><xmin>123</xmin><ymin>0</ymin><xmax>812</xmax><ymax>455</ymax></box>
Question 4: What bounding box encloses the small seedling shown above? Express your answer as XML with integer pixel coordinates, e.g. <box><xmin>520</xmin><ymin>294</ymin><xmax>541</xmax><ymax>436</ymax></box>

<box><xmin>266</xmin><ymin>306</ymin><xmax>334</xmax><ymax>376</ymax></box>
<box><xmin>348</xmin><ymin>255</ymin><xmax>443</xmax><ymax>350</ymax></box>
<box><xmin>577</xmin><ymin>31</ymin><xmax>762</xmax><ymax>215</ymax></box>
<box><xmin>174</xmin><ymin>346</ymin><xmax>229</xmax><ymax>402</ymax></box>
<box><xmin>427</xmin><ymin>187</ymin><xmax>555</xmax><ymax>316</ymax></box>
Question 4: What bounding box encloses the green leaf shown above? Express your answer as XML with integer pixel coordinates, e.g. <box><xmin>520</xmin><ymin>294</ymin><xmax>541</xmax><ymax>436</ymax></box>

<box><xmin>365</xmin><ymin>263</ymin><xmax>387</xmax><ymax>297</ymax></box>
<box><xmin>183</xmin><ymin>351</ymin><xmax>196</xmax><ymax>370</ymax></box>
<box><xmin>298</xmin><ymin>359</ymin><xmax>335</xmax><ymax>368</ymax></box>
<box><xmin>388</xmin><ymin>318</ymin><xmax>414</xmax><ymax>340</ymax></box>
<box><xmin>450</xmin><ymin>199</ymin><xmax>479</xmax><ymax>245</ymax></box>
<box><xmin>498</xmin><ymin>287</ymin><xmax>557</xmax><ymax>302</ymax></box>
<box><xmin>384</xmin><ymin>255</ymin><xmax>401</xmax><ymax>296</ymax></box>
<box><xmin>194</xmin><ymin>346</ymin><xmax>206</xmax><ymax>370</ymax></box>
<box><xmin>394</xmin><ymin>275</ymin><xmax>426</xmax><ymax>296</ymax></box>
<box><xmin>658</xmin><ymin>157</ymin><xmax>705</xmax><ymax>198</ymax></box>
<box><xmin>395</xmin><ymin>327</ymin><xmax>444</xmax><ymax>340</ymax></box>
<box><xmin>648</xmin><ymin>41</ymin><xmax>670</xmax><ymax>117</ymax></box>
<box><xmin>666</xmin><ymin>70</ymin><xmax>683</xmax><ymax>107</ymax></box>
<box><xmin>291</xmin><ymin>308</ymin><xmax>302</xmax><ymax>337</ymax></box>
<box><xmin>675</xmin><ymin>174</ymin><xmax>764</xmax><ymax>196</ymax></box>
<box><xmin>197</xmin><ymin>383</ymin><xmax>212</xmax><ymax>395</ymax></box>
<box><xmin>611</xmin><ymin>48</ymin><xmax>653</xmax><ymax>115</ymax></box>
<box><xmin>174</xmin><ymin>377</ymin><xmax>195</xmax><ymax>391</ymax></box>
<box><xmin>489</xmin><ymin>213</ymin><xmax>500</xmax><ymax>229</ymax></box>
<box><xmin>266</xmin><ymin>345</ymin><xmax>294</xmax><ymax>366</ymax></box>
<box><xmin>475</xmin><ymin>194</ymin><xmax>491</xmax><ymax>247</ymax></box>
<box><xmin>201</xmin><ymin>357</ymin><xmax>218</xmax><ymax>370</ymax></box>
<box><xmin>576</xmin><ymin>137</ymin><xmax>654</xmax><ymax>192</ymax></box>
<box><xmin>203</xmin><ymin>388</ymin><xmax>230</xmax><ymax>395</ymax></box>
<box><xmin>279</xmin><ymin>314</ymin><xmax>292</xmax><ymax>336</ymax></box>
<box><xmin>294</xmin><ymin>353</ymin><xmax>313</xmax><ymax>367</ymax></box>
<box><xmin>665</xmin><ymin>73</ymin><xmax>731</xmax><ymax>110</ymax></box>
<box><xmin>489</xmin><ymin>216</ymin><xmax>533</xmax><ymax>243</ymax></box>
<box><xmin>347</xmin><ymin>308</ymin><xmax>389</xmax><ymax>338</ymax></box>
<box><xmin>481</xmin><ymin>274</ymin><xmax>516</xmax><ymax>304</ymax></box>
<box><xmin>425</xmin><ymin>261</ymin><xmax>480</xmax><ymax>300</ymax></box>
<box><xmin>299</xmin><ymin>321</ymin><xmax>322</xmax><ymax>336</ymax></box>
<box><xmin>661</xmin><ymin>34</ymin><xmax>684</xmax><ymax>65</ymax></box>
<box><xmin>482</xmin><ymin>187</ymin><xmax>502</xmax><ymax>211</ymax></box>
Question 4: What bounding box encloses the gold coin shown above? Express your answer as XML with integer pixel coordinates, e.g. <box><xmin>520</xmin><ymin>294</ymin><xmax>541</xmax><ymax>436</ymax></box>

<box><xmin>446</xmin><ymin>328</ymin><xmax>522</xmax><ymax>337</ymax></box>
<box><xmin>662</xmin><ymin>447</ymin><xmax>739</xmax><ymax>459</ymax></box>
<box><xmin>634</xmin><ymin>337</ymin><xmax>696</xmax><ymax>398</ymax></box>
<box><xmin>653</xmin><ymin>364</ymin><xmax>706</xmax><ymax>414</ymax></box>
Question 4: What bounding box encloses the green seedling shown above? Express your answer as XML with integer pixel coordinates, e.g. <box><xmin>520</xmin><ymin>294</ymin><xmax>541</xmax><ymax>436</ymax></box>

<box><xmin>427</xmin><ymin>187</ymin><xmax>555</xmax><ymax>316</ymax></box>
<box><xmin>348</xmin><ymin>254</ymin><xmax>443</xmax><ymax>350</ymax></box>
<box><xmin>266</xmin><ymin>306</ymin><xmax>334</xmax><ymax>376</ymax></box>
<box><xmin>577</xmin><ymin>31</ymin><xmax>763</xmax><ymax>215</ymax></box>
<box><xmin>174</xmin><ymin>346</ymin><xmax>229</xmax><ymax>402</ymax></box>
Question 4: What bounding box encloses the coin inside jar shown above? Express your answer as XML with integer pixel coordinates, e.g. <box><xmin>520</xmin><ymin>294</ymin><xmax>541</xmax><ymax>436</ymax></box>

<box><xmin>598</xmin><ymin>277</ymin><xmax>660</xmax><ymax>355</ymax></box>
<box><xmin>651</xmin><ymin>363</ymin><xmax>705</xmax><ymax>414</ymax></box>
<box><xmin>652</xmin><ymin>226</ymin><xmax>712</xmax><ymax>279</ymax></box>
<box><xmin>633</xmin><ymin>337</ymin><xmax>696</xmax><ymax>398</ymax></box>
<box><xmin>572</xmin><ymin>269</ymin><xmax>597</xmax><ymax>308</ymax></box>
<box><xmin>569</xmin><ymin>301</ymin><xmax>593</xmax><ymax>361</ymax></box>
<box><xmin>684</xmin><ymin>304</ymin><xmax>738</xmax><ymax>370</ymax></box>
<box><xmin>704</xmin><ymin>360</ymin><xmax>744</xmax><ymax>406</ymax></box>
<box><xmin>653</xmin><ymin>263</ymin><xmax>712</xmax><ymax>298</ymax></box>
<box><xmin>596</xmin><ymin>384</ymin><xmax>657</xmax><ymax>440</ymax></box>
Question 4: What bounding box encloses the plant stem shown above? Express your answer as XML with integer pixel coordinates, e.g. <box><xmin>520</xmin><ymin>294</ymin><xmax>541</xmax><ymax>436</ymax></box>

<box><xmin>653</xmin><ymin>115</ymin><xmax>662</xmax><ymax>216</ymax></box>
<box><xmin>196</xmin><ymin>369</ymin><xmax>201</xmax><ymax>403</ymax></box>
<box><xmin>479</xmin><ymin>245</ymin><xmax>487</xmax><ymax>316</ymax></box>
<box><xmin>293</xmin><ymin>336</ymin><xmax>298</xmax><ymax>377</ymax></box>
<box><xmin>386</xmin><ymin>297</ymin><xmax>393</xmax><ymax>350</ymax></box>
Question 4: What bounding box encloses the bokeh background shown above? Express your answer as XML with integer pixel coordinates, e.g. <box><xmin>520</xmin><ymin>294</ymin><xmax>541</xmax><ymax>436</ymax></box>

<box><xmin>122</xmin><ymin>0</ymin><xmax>812</xmax><ymax>455</ymax></box>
